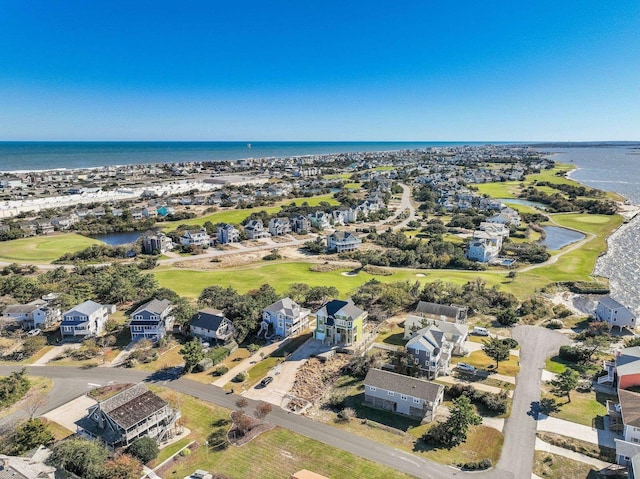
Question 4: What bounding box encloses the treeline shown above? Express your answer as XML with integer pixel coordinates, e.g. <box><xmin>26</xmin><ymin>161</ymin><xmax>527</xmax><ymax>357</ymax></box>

<box><xmin>501</xmin><ymin>241</ymin><xmax>550</xmax><ymax>263</ymax></box>
<box><xmin>520</xmin><ymin>187</ymin><xmax>616</xmax><ymax>215</ymax></box>
<box><xmin>535</xmin><ymin>181</ymin><xmax>604</xmax><ymax>199</ymax></box>
<box><xmin>55</xmin><ymin>244</ymin><xmax>141</xmax><ymax>263</ymax></box>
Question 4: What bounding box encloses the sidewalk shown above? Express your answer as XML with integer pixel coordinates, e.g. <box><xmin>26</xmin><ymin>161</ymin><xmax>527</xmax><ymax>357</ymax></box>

<box><xmin>536</xmin><ymin>414</ymin><xmax>619</xmax><ymax>448</ymax></box>
<box><xmin>436</xmin><ymin>375</ymin><xmax>514</xmax><ymax>398</ymax></box>
<box><xmin>535</xmin><ymin>437</ymin><xmax>612</xmax><ymax>469</ymax></box>
<box><xmin>31</xmin><ymin>343</ymin><xmax>80</xmax><ymax>366</ymax></box>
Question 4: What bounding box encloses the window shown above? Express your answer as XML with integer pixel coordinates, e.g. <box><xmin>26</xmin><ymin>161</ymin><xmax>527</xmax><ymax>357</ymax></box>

<box><xmin>387</xmin><ymin>391</ymin><xmax>394</xmax><ymax>396</ymax></box>
<box><xmin>400</xmin><ymin>394</ymin><xmax>407</xmax><ymax>400</ymax></box>
<box><xmin>413</xmin><ymin>398</ymin><xmax>421</xmax><ymax>404</ymax></box>
<box><xmin>369</xmin><ymin>386</ymin><xmax>376</xmax><ymax>392</ymax></box>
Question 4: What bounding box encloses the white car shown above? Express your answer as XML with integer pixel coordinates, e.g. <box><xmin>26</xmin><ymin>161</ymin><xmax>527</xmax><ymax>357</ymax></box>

<box><xmin>457</xmin><ymin>362</ymin><xmax>476</xmax><ymax>373</ymax></box>
<box><xmin>27</xmin><ymin>329</ymin><xmax>41</xmax><ymax>336</ymax></box>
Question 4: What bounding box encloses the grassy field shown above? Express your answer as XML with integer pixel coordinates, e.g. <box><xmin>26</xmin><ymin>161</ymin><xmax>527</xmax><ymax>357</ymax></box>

<box><xmin>159</xmin><ymin>194</ymin><xmax>339</xmax><ymax>230</ymax></box>
<box><xmin>0</xmin><ymin>233</ymin><xmax>100</xmax><ymax>263</ymax></box>
<box><xmin>541</xmin><ymin>385</ymin><xmax>615</xmax><ymax>427</ymax></box>
<box><xmin>533</xmin><ymin>451</ymin><xmax>599</xmax><ymax>479</ymax></box>
<box><xmin>153</xmin><ymin>390</ymin><xmax>413</xmax><ymax>479</ymax></box>
<box><xmin>154</xmin><ymin>261</ymin><xmax>509</xmax><ymax>298</ymax></box>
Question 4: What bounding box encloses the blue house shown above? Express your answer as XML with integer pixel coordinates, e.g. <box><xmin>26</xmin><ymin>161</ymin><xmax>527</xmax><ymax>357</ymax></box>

<box><xmin>129</xmin><ymin>298</ymin><xmax>174</xmax><ymax>341</ymax></box>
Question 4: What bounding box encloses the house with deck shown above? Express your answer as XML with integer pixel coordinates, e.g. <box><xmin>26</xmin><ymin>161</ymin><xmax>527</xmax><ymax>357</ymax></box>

<box><xmin>609</xmin><ymin>389</ymin><xmax>640</xmax><ymax>474</ymax></box>
<box><xmin>179</xmin><ymin>228</ymin><xmax>211</xmax><ymax>248</ymax></box>
<box><xmin>142</xmin><ymin>231</ymin><xmax>173</xmax><ymax>254</ymax></box>
<box><xmin>189</xmin><ymin>308</ymin><xmax>235</xmax><ymax>344</ymax></box>
<box><xmin>261</xmin><ymin>297</ymin><xmax>311</xmax><ymax>338</ymax></box>
<box><xmin>244</xmin><ymin>220</ymin><xmax>270</xmax><ymax>239</ymax></box>
<box><xmin>596</xmin><ymin>297</ymin><xmax>636</xmax><ymax>331</ymax></box>
<box><xmin>289</xmin><ymin>215</ymin><xmax>310</xmax><ymax>234</ymax></box>
<box><xmin>326</xmin><ymin>231</ymin><xmax>362</xmax><ymax>253</ymax></box>
<box><xmin>130</xmin><ymin>299</ymin><xmax>174</xmax><ymax>341</ymax></box>
<box><xmin>76</xmin><ymin>383</ymin><xmax>180</xmax><ymax>448</ymax></box>
<box><xmin>61</xmin><ymin>300</ymin><xmax>111</xmax><ymax>340</ymax></box>
<box><xmin>314</xmin><ymin>298</ymin><xmax>366</xmax><ymax>347</ymax></box>
<box><xmin>268</xmin><ymin>217</ymin><xmax>292</xmax><ymax>236</ymax></box>
<box><xmin>216</xmin><ymin>223</ymin><xmax>240</xmax><ymax>244</ymax></box>
<box><xmin>3</xmin><ymin>299</ymin><xmax>60</xmax><ymax>330</ymax></box>
<box><xmin>363</xmin><ymin>368</ymin><xmax>443</xmax><ymax>422</ymax></box>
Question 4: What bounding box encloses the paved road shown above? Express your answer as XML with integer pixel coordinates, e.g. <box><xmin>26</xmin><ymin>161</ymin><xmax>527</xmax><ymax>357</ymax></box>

<box><xmin>496</xmin><ymin>326</ymin><xmax>570</xmax><ymax>478</ymax></box>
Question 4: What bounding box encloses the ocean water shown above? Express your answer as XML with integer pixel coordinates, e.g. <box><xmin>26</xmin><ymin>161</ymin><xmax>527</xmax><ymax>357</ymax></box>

<box><xmin>544</xmin><ymin>144</ymin><xmax>640</xmax><ymax>315</ymax></box>
<box><xmin>0</xmin><ymin>141</ymin><xmax>494</xmax><ymax>172</ymax></box>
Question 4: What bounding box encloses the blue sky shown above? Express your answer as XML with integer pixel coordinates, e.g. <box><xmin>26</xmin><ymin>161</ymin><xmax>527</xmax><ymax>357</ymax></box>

<box><xmin>0</xmin><ymin>0</ymin><xmax>638</xmax><ymax>141</ymax></box>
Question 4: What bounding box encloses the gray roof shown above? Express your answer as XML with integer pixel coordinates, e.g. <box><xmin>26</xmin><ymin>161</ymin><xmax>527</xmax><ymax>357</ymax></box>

<box><xmin>415</xmin><ymin>301</ymin><xmax>466</xmax><ymax>320</ymax></box>
<box><xmin>3</xmin><ymin>300</ymin><xmax>46</xmax><ymax>315</ymax></box>
<box><xmin>64</xmin><ymin>299</ymin><xmax>103</xmax><ymax>317</ymax></box>
<box><xmin>364</xmin><ymin>368</ymin><xmax>443</xmax><ymax>403</ymax></box>
<box><xmin>99</xmin><ymin>383</ymin><xmax>167</xmax><ymax>429</ymax></box>
<box><xmin>190</xmin><ymin>308</ymin><xmax>228</xmax><ymax>331</ymax></box>
<box><xmin>133</xmin><ymin>298</ymin><xmax>172</xmax><ymax>316</ymax></box>
<box><xmin>407</xmin><ymin>327</ymin><xmax>445</xmax><ymax>354</ymax></box>
<box><xmin>616</xmin><ymin>347</ymin><xmax>640</xmax><ymax>377</ymax></box>
<box><xmin>599</xmin><ymin>296</ymin><xmax>633</xmax><ymax>314</ymax></box>
<box><xmin>263</xmin><ymin>297</ymin><xmax>301</xmax><ymax>317</ymax></box>
<box><xmin>619</xmin><ymin>389</ymin><xmax>640</xmax><ymax>427</ymax></box>
<box><xmin>316</xmin><ymin>299</ymin><xmax>365</xmax><ymax>325</ymax></box>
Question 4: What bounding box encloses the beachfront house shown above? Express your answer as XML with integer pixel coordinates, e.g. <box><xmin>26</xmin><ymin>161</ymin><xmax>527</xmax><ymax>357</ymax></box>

<box><xmin>314</xmin><ymin>298</ymin><xmax>366</xmax><ymax>347</ymax></box>
<box><xmin>76</xmin><ymin>383</ymin><xmax>180</xmax><ymax>448</ymax></box>
<box><xmin>261</xmin><ymin>297</ymin><xmax>311</xmax><ymax>338</ymax></box>
<box><xmin>61</xmin><ymin>300</ymin><xmax>112</xmax><ymax>340</ymax></box>
<box><xmin>363</xmin><ymin>368</ymin><xmax>444</xmax><ymax>423</ymax></box>
<box><xmin>596</xmin><ymin>296</ymin><xmax>636</xmax><ymax>331</ymax></box>
<box><xmin>129</xmin><ymin>299</ymin><xmax>174</xmax><ymax>342</ymax></box>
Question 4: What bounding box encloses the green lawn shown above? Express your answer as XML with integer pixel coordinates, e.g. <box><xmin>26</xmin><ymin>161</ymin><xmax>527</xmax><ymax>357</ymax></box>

<box><xmin>451</xmin><ymin>351</ymin><xmax>520</xmax><ymax>376</ymax></box>
<box><xmin>160</xmin><ymin>194</ymin><xmax>339</xmax><ymax>231</ymax></box>
<box><xmin>0</xmin><ymin>233</ymin><xmax>100</xmax><ymax>263</ymax></box>
<box><xmin>154</xmin><ymin>390</ymin><xmax>413</xmax><ymax>479</ymax></box>
<box><xmin>541</xmin><ymin>388</ymin><xmax>616</xmax><ymax>427</ymax></box>
<box><xmin>154</xmin><ymin>261</ymin><xmax>508</xmax><ymax>298</ymax></box>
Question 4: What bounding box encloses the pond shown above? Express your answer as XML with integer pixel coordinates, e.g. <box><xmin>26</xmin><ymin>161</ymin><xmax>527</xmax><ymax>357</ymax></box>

<box><xmin>495</xmin><ymin>198</ymin><xmax>547</xmax><ymax>210</ymax></box>
<box><xmin>539</xmin><ymin>226</ymin><xmax>585</xmax><ymax>250</ymax></box>
<box><xmin>91</xmin><ymin>231</ymin><xmax>143</xmax><ymax>246</ymax></box>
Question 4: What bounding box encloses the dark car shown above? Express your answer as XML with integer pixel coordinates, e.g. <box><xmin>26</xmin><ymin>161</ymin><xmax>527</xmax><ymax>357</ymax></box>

<box><xmin>260</xmin><ymin>376</ymin><xmax>274</xmax><ymax>387</ymax></box>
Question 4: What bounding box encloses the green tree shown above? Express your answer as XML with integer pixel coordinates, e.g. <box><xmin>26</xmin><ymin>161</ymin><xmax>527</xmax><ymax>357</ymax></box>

<box><xmin>7</xmin><ymin>418</ymin><xmax>54</xmax><ymax>454</ymax></box>
<box><xmin>127</xmin><ymin>436</ymin><xmax>159</xmax><ymax>464</ymax></box>
<box><xmin>550</xmin><ymin>369</ymin><xmax>580</xmax><ymax>403</ymax></box>
<box><xmin>46</xmin><ymin>438</ymin><xmax>109</xmax><ymax>479</ymax></box>
<box><xmin>179</xmin><ymin>338</ymin><xmax>205</xmax><ymax>373</ymax></box>
<box><xmin>423</xmin><ymin>395</ymin><xmax>481</xmax><ymax>448</ymax></box>
<box><xmin>482</xmin><ymin>337</ymin><xmax>511</xmax><ymax>369</ymax></box>
<box><xmin>496</xmin><ymin>308</ymin><xmax>518</xmax><ymax>326</ymax></box>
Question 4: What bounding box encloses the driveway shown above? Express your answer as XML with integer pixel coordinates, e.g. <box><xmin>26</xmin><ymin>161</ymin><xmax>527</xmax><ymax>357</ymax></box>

<box><xmin>42</xmin><ymin>395</ymin><xmax>97</xmax><ymax>432</ymax></box>
<box><xmin>536</xmin><ymin>414</ymin><xmax>620</xmax><ymax>448</ymax></box>
<box><xmin>243</xmin><ymin>339</ymin><xmax>331</xmax><ymax>407</ymax></box>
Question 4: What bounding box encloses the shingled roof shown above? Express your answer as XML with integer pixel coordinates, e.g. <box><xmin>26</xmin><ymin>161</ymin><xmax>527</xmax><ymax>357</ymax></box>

<box><xmin>364</xmin><ymin>368</ymin><xmax>443</xmax><ymax>403</ymax></box>
<box><xmin>316</xmin><ymin>299</ymin><xmax>365</xmax><ymax>326</ymax></box>
<box><xmin>415</xmin><ymin>301</ymin><xmax>466</xmax><ymax>320</ymax></box>
<box><xmin>619</xmin><ymin>389</ymin><xmax>640</xmax><ymax>428</ymax></box>
<box><xmin>100</xmin><ymin>383</ymin><xmax>168</xmax><ymax>429</ymax></box>
<box><xmin>132</xmin><ymin>298</ymin><xmax>171</xmax><ymax>316</ymax></box>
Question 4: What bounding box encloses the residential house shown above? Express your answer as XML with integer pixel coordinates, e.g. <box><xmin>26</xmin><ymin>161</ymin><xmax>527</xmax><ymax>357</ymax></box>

<box><xmin>406</xmin><ymin>321</ymin><xmax>468</xmax><ymax>379</ymax></box>
<box><xmin>314</xmin><ymin>298</ymin><xmax>366</xmax><ymax>346</ymax></box>
<box><xmin>3</xmin><ymin>300</ymin><xmax>60</xmax><ymax>330</ymax></box>
<box><xmin>363</xmin><ymin>368</ymin><xmax>444</xmax><ymax>422</ymax></box>
<box><xmin>487</xmin><ymin>207</ymin><xmax>521</xmax><ymax>227</ymax></box>
<box><xmin>76</xmin><ymin>383</ymin><xmax>180</xmax><ymax>448</ymax></box>
<box><xmin>261</xmin><ymin>297</ymin><xmax>311</xmax><ymax>338</ymax></box>
<box><xmin>478</xmin><ymin>221</ymin><xmax>510</xmax><ymax>240</ymax></box>
<box><xmin>216</xmin><ymin>223</ymin><xmax>240</xmax><ymax>244</ymax></box>
<box><xmin>0</xmin><ymin>450</ymin><xmax>56</xmax><ymax>479</ymax></box>
<box><xmin>130</xmin><ymin>208</ymin><xmax>145</xmax><ymax>220</ymax></box>
<box><xmin>610</xmin><ymin>389</ymin><xmax>640</xmax><ymax>473</ymax></box>
<box><xmin>190</xmin><ymin>308</ymin><xmax>235</xmax><ymax>343</ymax></box>
<box><xmin>179</xmin><ymin>228</ymin><xmax>211</xmax><ymax>248</ymax></box>
<box><xmin>331</xmin><ymin>210</ymin><xmax>346</xmax><ymax>226</ymax></box>
<box><xmin>596</xmin><ymin>297</ymin><xmax>636</xmax><ymax>331</ymax></box>
<box><xmin>130</xmin><ymin>299</ymin><xmax>174</xmax><ymax>341</ymax></box>
<box><xmin>142</xmin><ymin>207</ymin><xmax>158</xmax><ymax>218</ymax></box>
<box><xmin>142</xmin><ymin>231</ymin><xmax>174</xmax><ymax>254</ymax></box>
<box><xmin>244</xmin><ymin>220</ymin><xmax>270</xmax><ymax>239</ymax></box>
<box><xmin>60</xmin><ymin>300</ymin><xmax>111</xmax><ymax>340</ymax></box>
<box><xmin>414</xmin><ymin>301</ymin><xmax>468</xmax><ymax>324</ymax></box>
<box><xmin>326</xmin><ymin>231</ymin><xmax>362</xmax><ymax>253</ymax></box>
<box><xmin>467</xmin><ymin>233</ymin><xmax>501</xmax><ymax>263</ymax></box>
<box><xmin>268</xmin><ymin>217</ymin><xmax>291</xmax><ymax>236</ymax></box>
<box><xmin>307</xmin><ymin>211</ymin><xmax>331</xmax><ymax>230</ymax></box>
<box><xmin>600</xmin><ymin>347</ymin><xmax>640</xmax><ymax>390</ymax></box>
<box><xmin>289</xmin><ymin>215</ymin><xmax>310</xmax><ymax>234</ymax></box>
<box><xmin>35</xmin><ymin>220</ymin><xmax>54</xmax><ymax>235</ymax></box>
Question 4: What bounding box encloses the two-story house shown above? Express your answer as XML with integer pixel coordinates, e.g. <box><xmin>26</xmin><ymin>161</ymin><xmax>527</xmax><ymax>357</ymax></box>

<box><xmin>61</xmin><ymin>300</ymin><xmax>111</xmax><ymax>340</ymax></box>
<box><xmin>596</xmin><ymin>297</ymin><xmax>636</xmax><ymax>331</ymax></box>
<box><xmin>289</xmin><ymin>215</ymin><xmax>310</xmax><ymax>234</ymax></box>
<box><xmin>611</xmin><ymin>389</ymin><xmax>640</xmax><ymax>473</ymax></box>
<box><xmin>314</xmin><ymin>298</ymin><xmax>366</xmax><ymax>346</ymax></box>
<box><xmin>406</xmin><ymin>326</ymin><xmax>450</xmax><ymax>378</ymax></box>
<box><xmin>142</xmin><ymin>231</ymin><xmax>174</xmax><ymax>254</ymax></box>
<box><xmin>268</xmin><ymin>217</ymin><xmax>292</xmax><ymax>236</ymax></box>
<box><xmin>244</xmin><ymin>220</ymin><xmax>270</xmax><ymax>240</ymax></box>
<box><xmin>414</xmin><ymin>301</ymin><xmax>468</xmax><ymax>324</ymax></box>
<box><xmin>307</xmin><ymin>212</ymin><xmax>331</xmax><ymax>230</ymax></box>
<box><xmin>326</xmin><ymin>231</ymin><xmax>362</xmax><ymax>253</ymax></box>
<box><xmin>179</xmin><ymin>228</ymin><xmax>211</xmax><ymax>248</ymax></box>
<box><xmin>189</xmin><ymin>309</ymin><xmax>235</xmax><ymax>344</ymax></box>
<box><xmin>363</xmin><ymin>368</ymin><xmax>444</xmax><ymax>423</ymax></box>
<box><xmin>262</xmin><ymin>297</ymin><xmax>311</xmax><ymax>338</ymax></box>
<box><xmin>3</xmin><ymin>299</ymin><xmax>61</xmax><ymax>330</ymax></box>
<box><xmin>130</xmin><ymin>299</ymin><xmax>174</xmax><ymax>342</ymax></box>
<box><xmin>76</xmin><ymin>383</ymin><xmax>180</xmax><ymax>448</ymax></box>
<box><xmin>467</xmin><ymin>232</ymin><xmax>501</xmax><ymax>263</ymax></box>
<box><xmin>216</xmin><ymin>223</ymin><xmax>240</xmax><ymax>244</ymax></box>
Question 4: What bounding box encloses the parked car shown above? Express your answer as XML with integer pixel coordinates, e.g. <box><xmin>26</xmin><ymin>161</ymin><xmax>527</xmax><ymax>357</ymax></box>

<box><xmin>260</xmin><ymin>376</ymin><xmax>274</xmax><ymax>387</ymax></box>
<box><xmin>27</xmin><ymin>329</ymin><xmax>41</xmax><ymax>336</ymax></box>
<box><xmin>472</xmin><ymin>326</ymin><xmax>489</xmax><ymax>336</ymax></box>
<box><xmin>457</xmin><ymin>363</ymin><xmax>476</xmax><ymax>373</ymax></box>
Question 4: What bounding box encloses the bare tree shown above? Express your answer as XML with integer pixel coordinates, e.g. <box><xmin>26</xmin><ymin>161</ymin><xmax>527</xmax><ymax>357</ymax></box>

<box><xmin>254</xmin><ymin>401</ymin><xmax>272</xmax><ymax>420</ymax></box>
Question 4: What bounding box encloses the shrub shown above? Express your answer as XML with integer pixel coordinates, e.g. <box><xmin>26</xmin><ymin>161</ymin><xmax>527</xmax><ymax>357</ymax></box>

<box><xmin>546</xmin><ymin>319</ymin><xmax>563</xmax><ymax>329</ymax></box>
<box><xmin>496</xmin><ymin>308</ymin><xmax>518</xmax><ymax>326</ymax></box>
<box><xmin>179</xmin><ymin>447</ymin><xmax>191</xmax><ymax>457</ymax></box>
<box><xmin>195</xmin><ymin>357</ymin><xmax>214</xmax><ymax>372</ymax></box>
<box><xmin>214</xmin><ymin>365</ymin><xmax>229</xmax><ymax>376</ymax></box>
<box><xmin>325</xmin><ymin>392</ymin><xmax>347</xmax><ymax>410</ymax></box>
<box><xmin>128</xmin><ymin>436</ymin><xmax>159</xmax><ymax>463</ymax></box>
<box><xmin>233</xmin><ymin>372</ymin><xmax>247</xmax><ymax>383</ymax></box>
<box><xmin>458</xmin><ymin>459</ymin><xmax>492</xmax><ymax>471</ymax></box>
<box><xmin>207</xmin><ymin>346</ymin><xmax>230</xmax><ymax>365</ymax></box>
<box><xmin>559</xmin><ymin>345</ymin><xmax>589</xmax><ymax>363</ymax></box>
<box><xmin>337</xmin><ymin>407</ymin><xmax>356</xmax><ymax>422</ymax></box>
<box><xmin>501</xmin><ymin>338</ymin><xmax>518</xmax><ymax>349</ymax></box>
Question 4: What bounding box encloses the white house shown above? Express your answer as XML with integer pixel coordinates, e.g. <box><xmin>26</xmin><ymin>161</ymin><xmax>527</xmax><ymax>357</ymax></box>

<box><xmin>61</xmin><ymin>300</ymin><xmax>111</xmax><ymax>339</ymax></box>
<box><xmin>244</xmin><ymin>220</ymin><xmax>270</xmax><ymax>239</ymax></box>
<box><xmin>189</xmin><ymin>309</ymin><xmax>235</xmax><ymax>343</ymax></box>
<box><xmin>327</xmin><ymin>231</ymin><xmax>362</xmax><ymax>253</ymax></box>
<box><xmin>268</xmin><ymin>217</ymin><xmax>291</xmax><ymax>236</ymax></box>
<box><xmin>596</xmin><ymin>297</ymin><xmax>636</xmax><ymax>331</ymax></box>
<box><xmin>179</xmin><ymin>228</ymin><xmax>211</xmax><ymax>248</ymax></box>
<box><xmin>612</xmin><ymin>389</ymin><xmax>640</xmax><ymax>472</ymax></box>
<box><xmin>261</xmin><ymin>297</ymin><xmax>311</xmax><ymax>338</ymax></box>
<box><xmin>467</xmin><ymin>232</ymin><xmax>501</xmax><ymax>263</ymax></box>
<box><xmin>3</xmin><ymin>299</ymin><xmax>60</xmax><ymax>330</ymax></box>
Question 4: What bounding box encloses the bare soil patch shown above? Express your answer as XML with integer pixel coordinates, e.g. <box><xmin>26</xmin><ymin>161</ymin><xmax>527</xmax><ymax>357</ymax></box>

<box><xmin>290</xmin><ymin>356</ymin><xmax>351</xmax><ymax>406</ymax></box>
